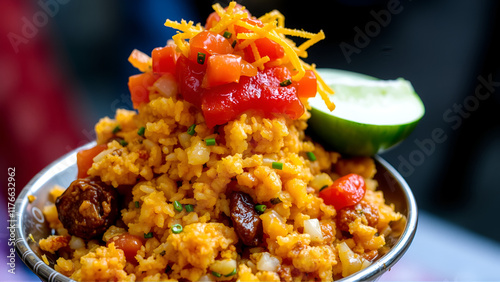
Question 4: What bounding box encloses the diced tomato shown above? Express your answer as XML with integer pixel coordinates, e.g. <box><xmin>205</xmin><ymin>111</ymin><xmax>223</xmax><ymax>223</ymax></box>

<box><xmin>128</xmin><ymin>72</ymin><xmax>160</xmax><ymax>109</ymax></box>
<box><xmin>188</xmin><ymin>31</ymin><xmax>233</xmax><ymax>64</ymax></box>
<box><xmin>235</xmin><ymin>18</ymin><xmax>284</xmax><ymax>63</ymax></box>
<box><xmin>107</xmin><ymin>233</ymin><xmax>144</xmax><ymax>263</ymax></box>
<box><xmin>319</xmin><ymin>174</ymin><xmax>366</xmax><ymax>210</ymax></box>
<box><xmin>202</xmin><ymin>66</ymin><xmax>304</xmax><ymax>127</ymax></box>
<box><xmin>294</xmin><ymin>70</ymin><xmax>317</xmax><ymax>98</ymax></box>
<box><xmin>152</xmin><ymin>45</ymin><xmax>179</xmax><ymax>75</ymax></box>
<box><xmin>203</xmin><ymin>54</ymin><xmax>242</xmax><ymax>88</ymax></box>
<box><xmin>76</xmin><ymin>144</ymin><xmax>107</xmax><ymax>178</ymax></box>
<box><xmin>176</xmin><ymin>55</ymin><xmax>206</xmax><ymax>108</ymax></box>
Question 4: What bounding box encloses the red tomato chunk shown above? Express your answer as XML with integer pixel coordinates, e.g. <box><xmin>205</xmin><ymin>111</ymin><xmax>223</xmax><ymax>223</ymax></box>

<box><xmin>152</xmin><ymin>45</ymin><xmax>178</xmax><ymax>75</ymax></box>
<box><xmin>107</xmin><ymin>233</ymin><xmax>144</xmax><ymax>263</ymax></box>
<box><xmin>76</xmin><ymin>144</ymin><xmax>107</xmax><ymax>178</ymax></box>
<box><xmin>319</xmin><ymin>173</ymin><xmax>367</xmax><ymax>210</ymax></box>
<box><xmin>188</xmin><ymin>31</ymin><xmax>233</xmax><ymax>65</ymax></box>
<box><xmin>128</xmin><ymin>72</ymin><xmax>160</xmax><ymax>109</ymax></box>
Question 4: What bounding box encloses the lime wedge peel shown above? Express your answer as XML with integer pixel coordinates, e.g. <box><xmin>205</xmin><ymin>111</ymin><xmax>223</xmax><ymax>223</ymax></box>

<box><xmin>308</xmin><ymin>68</ymin><xmax>425</xmax><ymax>156</ymax></box>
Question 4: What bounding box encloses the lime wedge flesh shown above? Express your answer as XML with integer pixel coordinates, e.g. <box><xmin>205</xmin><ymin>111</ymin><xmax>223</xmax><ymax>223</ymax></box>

<box><xmin>308</xmin><ymin>69</ymin><xmax>425</xmax><ymax>156</ymax></box>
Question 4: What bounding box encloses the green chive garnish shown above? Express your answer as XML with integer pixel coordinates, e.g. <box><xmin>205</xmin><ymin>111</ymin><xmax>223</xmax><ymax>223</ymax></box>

<box><xmin>231</xmin><ymin>40</ymin><xmax>237</xmax><ymax>48</ymax></box>
<box><xmin>112</xmin><ymin>125</ymin><xmax>121</xmax><ymax>134</ymax></box>
<box><xmin>134</xmin><ymin>201</ymin><xmax>140</xmax><ymax>208</ymax></box>
<box><xmin>197</xmin><ymin>52</ymin><xmax>206</xmax><ymax>64</ymax></box>
<box><xmin>306</xmin><ymin>151</ymin><xmax>317</xmax><ymax>161</ymax></box>
<box><xmin>280</xmin><ymin>79</ymin><xmax>292</xmax><ymax>87</ymax></box>
<box><xmin>160</xmin><ymin>250</ymin><xmax>166</xmax><ymax>256</ymax></box>
<box><xmin>224</xmin><ymin>268</ymin><xmax>237</xmax><ymax>277</ymax></box>
<box><xmin>187</xmin><ymin>124</ymin><xmax>196</xmax><ymax>135</ymax></box>
<box><xmin>137</xmin><ymin>126</ymin><xmax>146</xmax><ymax>137</ymax></box>
<box><xmin>255</xmin><ymin>204</ymin><xmax>266</xmax><ymax>213</ymax></box>
<box><xmin>144</xmin><ymin>232</ymin><xmax>153</xmax><ymax>239</ymax></box>
<box><xmin>173</xmin><ymin>201</ymin><xmax>183</xmax><ymax>212</ymax></box>
<box><xmin>223</xmin><ymin>31</ymin><xmax>232</xmax><ymax>39</ymax></box>
<box><xmin>185</xmin><ymin>204</ymin><xmax>194</xmax><ymax>212</ymax></box>
<box><xmin>272</xmin><ymin>162</ymin><xmax>283</xmax><ymax>170</ymax></box>
<box><xmin>212</xmin><ymin>271</ymin><xmax>222</xmax><ymax>278</ymax></box>
<box><xmin>319</xmin><ymin>185</ymin><xmax>329</xmax><ymax>191</ymax></box>
<box><xmin>119</xmin><ymin>139</ymin><xmax>128</xmax><ymax>147</ymax></box>
<box><xmin>171</xmin><ymin>224</ymin><xmax>183</xmax><ymax>234</ymax></box>
<box><xmin>205</xmin><ymin>138</ymin><xmax>216</xmax><ymax>146</ymax></box>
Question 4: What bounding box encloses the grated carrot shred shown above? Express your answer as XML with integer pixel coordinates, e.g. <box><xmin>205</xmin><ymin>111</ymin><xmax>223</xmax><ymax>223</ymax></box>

<box><xmin>252</xmin><ymin>56</ymin><xmax>271</xmax><ymax>70</ymax></box>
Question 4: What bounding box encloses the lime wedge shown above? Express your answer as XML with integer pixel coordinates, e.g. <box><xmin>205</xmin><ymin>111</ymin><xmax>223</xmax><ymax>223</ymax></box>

<box><xmin>308</xmin><ymin>68</ymin><xmax>425</xmax><ymax>156</ymax></box>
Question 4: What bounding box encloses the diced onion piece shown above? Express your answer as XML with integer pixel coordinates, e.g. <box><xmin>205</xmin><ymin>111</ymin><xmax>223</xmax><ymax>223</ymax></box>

<box><xmin>337</xmin><ymin>241</ymin><xmax>371</xmax><ymax>277</ymax></box>
<box><xmin>153</xmin><ymin>73</ymin><xmax>178</xmax><ymax>98</ymax></box>
<box><xmin>256</xmin><ymin>252</ymin><xmax>280</xmax><ymax>272</ymax></box>
<box><xmin>303</xmin><ymin>218</ymin><xmax>324</xmax><ymax>242</ymax></box>
<box><xmin>69</xmin><ymin>236</ymin><xmax>85</xmax><ymax>250</ymax></box>
<box><xmin>209</xmin><ymin>259</ymin><xmax>237</xmax><ymax>276</ymax></box>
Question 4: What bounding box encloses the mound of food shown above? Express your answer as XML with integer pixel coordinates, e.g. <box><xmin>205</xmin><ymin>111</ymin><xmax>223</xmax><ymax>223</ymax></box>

<box><xmin>38</xmin><ymin>2</ymin><xmax>403</xmax><ymax>281</ymax></box>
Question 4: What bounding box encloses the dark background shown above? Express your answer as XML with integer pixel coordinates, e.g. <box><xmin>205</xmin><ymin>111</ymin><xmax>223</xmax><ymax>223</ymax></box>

<box><xmin>2</xmin><ymin>0</ymin><xmax>499</xmax><ymax>243</ymax></box>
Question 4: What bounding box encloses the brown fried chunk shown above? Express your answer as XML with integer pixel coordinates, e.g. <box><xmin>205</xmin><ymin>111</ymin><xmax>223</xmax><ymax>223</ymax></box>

<box><xmin>56</xmin><ymin>178</ymin><xmax>118</xmax><ymax>239</ymax></box>
<box><xmin>336</xmin><ymin>201</ymin><xmax>379</xmax><ymax>233</ymax></box>
<box><xmin>229</xmin><ymin>191</ymin><xmax>263</xmax><ymax>246</ymax></box>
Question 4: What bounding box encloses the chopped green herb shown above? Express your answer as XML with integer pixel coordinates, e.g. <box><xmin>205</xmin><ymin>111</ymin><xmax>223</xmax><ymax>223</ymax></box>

<box><xmin>255</xmin><ymin>204</ymin><xmax>267</xmax><ymax>213</ymax></box>
<box><xmin>306</xmin><ymin>151</ymin><xmax>317</xmax><ymax>161</ymax></box>
<box><xmin>280</xmin><ymin>79</ymin><xmax>292</xmax><ymax>87</ymax></box>
<box><xmin>112</xmin><ymin>125</ymin><xmax>121</xmax><ymax>134</ymax></box>
<box><xmin>270</xmin><ymin>197</ymin><xmax>282</xmax><ymax>205</ymax></box>
<box><xmin>187</xmin><ymin>124</ymin><xmax>196</xmax><ymax>135</ymax></box>
<box><xmin>197</xmin><ymin>52</ymin><xmax>206</xmax><ymax>64</ymax></box>
<box><xmin>173</xmin><ymin>201</ymin><xmax>183</xmax><ymax>212</ymax></box>
<box><xmin>119</xmin><ymin>139</ymin><xmax>128</xmax><ymax>147</ymax></box>
<box><xmin>272</xmin><ymin>162</ymin><xmax>283</xmax><ymax>170</ymax></box>
<box><xmin>134</xmin><ymin>201</ymin><xmax>140</xmax><ymax>208</ymax></box>
<box><xmin>223</xmin><ymin>31</ymin><xmax>232</xmax><ymax>39</ymax></box>
<box><xmin>205</xmin><ymin>138</ymin><xmax>216</xmax><ymax>146</ymax></box>
<box><xmin>231</xmin><ymin>40</ymin><xmax>237</xmax><ymax>48</ymax></box>
<box><xmin>144</xmin><ymin>232</ymin><xmax>153</xmax><ymax>239</ymax></box>
<box><xmin>137</xmin><ymin>126</ymin><xmax>146</xmax><ymax>137</ymax></box>
<box><xmin>185</xmin><ymin>204</ymin><xmax>194</xmax><ymax>212</ymax></box>
<box><xmin>212</xmin><ymin>271</ymin><xmax>222</xmax><ymax>278</ymax></box>
<box><xmin>319</xmin><ymin>185</ymin><xmax>329</xmax><ymax>191</ymax></box>
<box><xmin>224</xmin><ymin>268</ymin><xmax>237</xmax><ymax>277</ymax></box>
<box><xmin>171</xmin><ymin>224</ymin><xmax>183</xmax><ymax>234</ymax></box>
<box><xmin>160</xmin><ymin>250</ymin><xmax>166</xmax><ymax>256</ymax></box>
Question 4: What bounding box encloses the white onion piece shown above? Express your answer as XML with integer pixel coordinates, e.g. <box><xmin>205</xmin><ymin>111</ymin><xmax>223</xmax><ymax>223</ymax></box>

<box><xmin>256</xmin><ymin>252</ymin><xmax>280</xmax><ymax>272</ymax></box>
<box><xmin>154</xmin><ymin>74</ymin><xmax>178</xmax><ymax>98</ymax></box>
<box><xmin>303</xmin><ymin>218</ymin><xmax>324</xmax><ymax>242</ymax></box>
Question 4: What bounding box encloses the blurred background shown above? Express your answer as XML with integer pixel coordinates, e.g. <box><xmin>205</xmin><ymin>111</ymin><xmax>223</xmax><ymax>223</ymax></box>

<box><xmin>1</xmin><ymin>0</ymin><xmax>500</xmax><ymax>280</ymax></box>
